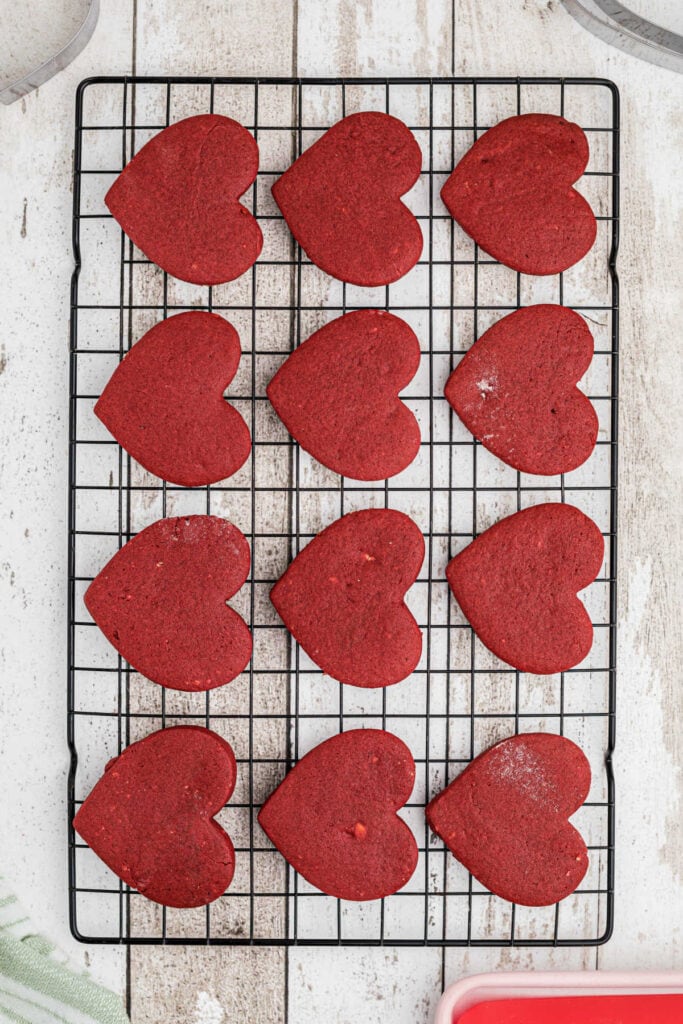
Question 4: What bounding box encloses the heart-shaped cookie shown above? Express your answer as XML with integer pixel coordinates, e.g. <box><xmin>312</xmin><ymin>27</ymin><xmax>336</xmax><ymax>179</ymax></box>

<box><xmin>271</xmin><ymin>509</ymin><xmax>424</xmax><ymax>687</ymax></box>
<box><xmin>441</xmin><ymin>114</ymin><xmax>596</xmax><ymax>275</ymax></box>
<box><xmin>445</xmin><ymin>305</ymin><xmax>598</xmax><ymax>475</ymax></box>
<box><xmin>74</xmin><ymin>726</ymin><xmax>237</xmax><ymax>908</ymax></box>
<box><xmin>446</xmin><ymin>503</ymin><xmax>603</xmax><ymax>673</ymax></box>
<box><xmin>426</xmin><ymin>732</ymin><xmax>591</xmax><ymax>906</ymax></box>
<box><xmin>272</xmin><ymin>112</ymin><xmax>423</xmax><ymax>286</ymax></box>
<box><xmin>95</xmin><ymin>311</ymin><xmax>251</xmax><ymax>487</ymax></box>
<box><xmin>105</xmin><ymin>114</ymin><xmax>262</xmax><ymax>284</ymax></box>
<box><xmin>258</xmin><ymin>729</ymin><xmax>417</xmax><ymax>900</ymax></box>
<box><xmin>85</xmin><ymin>515</ymin><xmax>252</xmax><ymax>691</ymax></box>
<box><xmin>267</xmin><ymin>309</ymin><xmax>421</xmax><ymax>480</ymax></box>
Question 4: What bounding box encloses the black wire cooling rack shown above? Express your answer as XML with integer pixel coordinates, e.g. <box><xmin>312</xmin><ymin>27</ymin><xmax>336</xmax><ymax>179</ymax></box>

<box><xmin>68</xmin><ymin>76</ymin><xmax>619</xmax><ymax>946</ymax></box>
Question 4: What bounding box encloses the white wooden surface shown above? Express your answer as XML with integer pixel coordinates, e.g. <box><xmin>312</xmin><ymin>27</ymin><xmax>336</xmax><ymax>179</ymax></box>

<box><xmin>1</xmin><ymin>1</ymin><xmax>681</xmax><ymax>1022</ymax></box>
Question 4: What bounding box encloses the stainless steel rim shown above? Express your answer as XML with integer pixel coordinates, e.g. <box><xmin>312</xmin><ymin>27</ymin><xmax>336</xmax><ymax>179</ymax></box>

<box><xmin>0</xmin><ymin>0</ymin><xmax>100</xmax><ymax>105</ymax></box>
<box><xmin>561</xmin><ymin>0</ymin><xmax>683</xmax><ymax>73</ymax></box>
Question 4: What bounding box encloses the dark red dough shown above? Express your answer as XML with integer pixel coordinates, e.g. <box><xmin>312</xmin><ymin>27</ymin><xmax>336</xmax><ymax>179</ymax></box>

<box><xmin>105</xmin><ymin>114</ymin><xmax>262</xmax><ymax>285</ymax></box>
<box><xmin>85</xmin><ymin>515</ymin><xmax>252</xmax><ymax>691</ymax></box>
<box><xmin>444</xmin><ymin>305</ymin><xmax>598</xmax><ymax>475</ymax></box>
<box><xmin>459</xmin><ymin>995</ymin><xmax>683</xmax><ymax>1024</ymax></box>
<box><xmin>95</xmin><ymin>311</ymin><xmax>251</xmax><ymax>487</ymax></box>
<box><xmin>258</xmin><ymin>729</ymin><xmax>417</xmax><ymax>900</ymax></box>
<box><xmin>441</xmin><ymin>114</ymin><xmax>596</xmax><ymax>275</ymax></box>
<box><xmin>73</xmin><ymin>726</ymin><xmax>237</xmax><ymax>908</ymax></box>
<box><xmin>267</xmin><ymin>309</ymin><xmax>421</xmax><ymax>480</ymax></box>
<box><xmin>271</xmin><ymin>509</ymin><xmax>424</xmax><ymax>687</ymax></box>
<box><xmin>272</xmin><ymin>112</ymin><xmax>423</xmax><ymax>286</ymax></box>
<box><xmin>426</xmin><ymin>733</ymin><xmax>591</xmax><ymax>906</ymax></box>
<box><xmin>446</xmin><ymin>503</ymin><xmax>603</xmax><ymax>674</ymax></box>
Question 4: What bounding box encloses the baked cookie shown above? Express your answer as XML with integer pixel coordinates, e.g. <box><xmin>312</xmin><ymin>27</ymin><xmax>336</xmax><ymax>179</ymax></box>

<box><xmin>441</xmin><ymin>113</ymin><xmax>596</xmax><ymax>274</ymax></box>
<box><xmin>446</xmin><ymin>503</ymin><xmax>603</xmax><ymax>674</ymax></box>
<box><xmin>74</xmin><ymin>726</ymin><xmax>237</xmax><ymax>908</ymax></box>
<box><xmin>426</xmin><ymin>732</ymin><xmax>591</xmax><ymax>906</ymax></box>
<box><xmin>444</xmin><ymin>305</ymin><xmax>598</xmax><ymax>475</ymax></box>
<box><xmin>85</xmin><ymin>515</ymin><xmax>252</xmax><ymax>691</ymax></box>
<box><xmin>96</xmin><ymin>311</ymin><xmax>251</xmax><ymax>487</ymax></box>
<box><xmin>267</xmin><ymin>309</ymin><xmax>421</xmax><ymax>480</ymax></box>
<box><xmin>106</xmin><ymin>114</ymin><xmax>262</xmax><ymax>284</ymax></box>
<box><xmin>258</xmin><ymin>729</ymin><xmax>417</xmax><ymax>900</ymax></box>
<box><xmin>271</xmin><ymin>508</ymin><xmax>424</xmax><ymax>687</ymax></box>
<box><xmin>272</xmin><ymin>111</ymin><xmax>423</xmax><ymax>285</ymax></box>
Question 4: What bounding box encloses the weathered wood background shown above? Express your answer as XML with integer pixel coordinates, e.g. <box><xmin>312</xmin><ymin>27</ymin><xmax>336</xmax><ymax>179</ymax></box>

<box><xmin>1</xmin><ymin>1</ymin><xmax>681</xmax><ymax>1022</ymax></box>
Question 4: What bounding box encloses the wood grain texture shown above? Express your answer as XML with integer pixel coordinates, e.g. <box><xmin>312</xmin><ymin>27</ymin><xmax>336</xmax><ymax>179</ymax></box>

<box><xmin>0</xmin><ymin>0</ymin><xmax>680</xmax><ymax>1022</ymax></box>
<box><xmin>128</xmin><ymin>947</ymin><xmax>284</xmax><ymax>1024</ymax></box>
<box><xmin>124</xmin><ymin>1</ymin><xmax>295</xmax><ymax>1019</ymax></box>
<box><xmin>298</xmin><ymin>0</ymin><xmax>453</xmax><ymax>76</ymax></box>
<box><xmin>447</xmin><ymin>2</ymin><xmax>683</xmax><ymax>980</ymax></box>
<box><xmin>0</xmin><ymin>0</ymin><xmax>134</xmax><ymax>996</ymax></box>
<box><xmin>135</xmin><ymin>0</ymin><xmax>296</xmax><ymax>77</ymax></box>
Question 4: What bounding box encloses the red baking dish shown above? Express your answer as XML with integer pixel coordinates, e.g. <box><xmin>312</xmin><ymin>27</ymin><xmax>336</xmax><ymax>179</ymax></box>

<box><xmin>435</xmin><ymin>971</ymin><xmax>683</xmax><ymax>1024</ymax></box>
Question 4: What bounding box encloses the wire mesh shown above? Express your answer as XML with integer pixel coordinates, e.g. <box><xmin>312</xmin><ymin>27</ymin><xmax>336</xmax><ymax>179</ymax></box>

<box><xmin>68</xmin><ymin>76</ymin><xmax>618</xmax><ymax>946</ymax></box>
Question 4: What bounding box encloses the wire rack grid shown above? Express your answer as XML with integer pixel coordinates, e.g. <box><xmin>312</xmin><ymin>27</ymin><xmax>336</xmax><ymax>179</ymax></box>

<box><xmin>68</xmin><ymin>76</ymin><xmax>619</xmax><ymax>947</ymax></box>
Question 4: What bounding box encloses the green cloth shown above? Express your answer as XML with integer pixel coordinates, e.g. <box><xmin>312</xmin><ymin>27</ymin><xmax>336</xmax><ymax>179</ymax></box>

<box><xmin>0</xmin><ymin>882</ymin><xmax>128</xmax><ymax>1024</ymax></box>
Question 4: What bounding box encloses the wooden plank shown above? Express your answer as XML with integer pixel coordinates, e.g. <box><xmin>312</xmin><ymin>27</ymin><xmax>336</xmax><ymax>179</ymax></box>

<box><xmin>134</xmin><ymin>0</ymin><xmax>297</xmax><ymax>77</ymax></box>
<box><xmin>129</xmin><ymin>947</ymin><xmax>284</xmax><ymax>1024</ymax></box>
<box><xmin>288</xmin><ymin>947</ymin><xmax>444</xmax><ymax>1024</ymax></box>
<box><xmin>448</xmin><ymin>0</ymin><xmax>683</xmax><ymax>976</ymax></box>
<box><xmin>127</xmin><ymin>1</ymin><xmax>296</xmax><ymax>1019</ymax></box>
<box><xmin>288</xmin><ymin>4</ymin><xmax>454</xmax><ymax>1021</ymax></box>
<box><xmin>298</xmin><ymin>0</ymin><xmax>453</xmax><ymax>77</ymax></box>
<box><xmin>0</xmin><ymin>0</ymin><xmax>134</xmax><ymax>999</ymax></box>
<box><xmin>290</xmin><ymin>0</ymin><xmax>683</xmax><ymax>1019</ymax></box>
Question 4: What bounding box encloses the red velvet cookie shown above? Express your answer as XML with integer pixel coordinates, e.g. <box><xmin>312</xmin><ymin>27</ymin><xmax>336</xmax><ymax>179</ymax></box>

<box><xmin>85</xmin><ymin>515</ymin><xmax>252</xmax><ymax>691</ymax></box>
<box><xmin>267</xmin><ymin>309</ymin><xmax>421</xmax><ymax>480</ymax></box>
<box><xmin>272</xmin><ymin>112</ymin><xmax>423</xmax><ymax>286</ymax></box>
<box><xmin>96</xmin><ymin>311</ymin><xmax>251</xmax><ymax>487</ymax></box>
<box><xmin>426</xmin><ymin>732</ymin><xmax>591</xmax><ymax>906</ymax></box>
<box><xmin>258</xmin><ymin>729</ymin><xmax>417</xmax><ymax>900</ymax></box>
<box><xmin>271</xmin><ymin>509</ymin><xmax>424</xmax><ymax>687</ymax></box>
<box><xmin>441</xmin><ymin>114</ymin><xmax>596</xmax><ymax>275</ymax></box>
<box><xmin>446</xmin><ymin>503</ymin><xmax>603</xmax><ymax>673</ymax></box>
<box><xmin>74</xmin><ymin>726</ymin><xmax>237</xmax><ymax>908</ymax></box>
<box><xmin>444</xmin><ymin>305</ymin><xmax>598</xmax><ymax>475</ymax></box>
<box><xmin>105</xmin><ymin>114</ymin><xmax>262</xmax><ymax>284</ymax></box>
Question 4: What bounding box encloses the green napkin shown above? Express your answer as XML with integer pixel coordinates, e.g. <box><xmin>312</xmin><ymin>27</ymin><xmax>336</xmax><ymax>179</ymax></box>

<box><xmin>0</xmin><ymin>881</ymin><xmax>129</xmax><ymax>1024</ymax></box>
